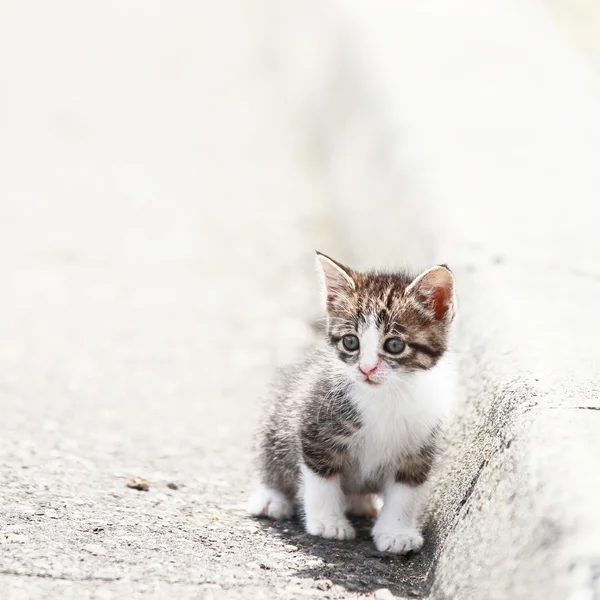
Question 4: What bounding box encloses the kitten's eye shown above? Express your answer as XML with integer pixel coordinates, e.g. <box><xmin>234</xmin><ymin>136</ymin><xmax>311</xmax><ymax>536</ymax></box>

<box><xmin>384</xmin><ymin>338</ymin><xmax>406</xmax><ymax>355</ymax></box>
<box><xmin>342</xmin><ymin>334</ymin><xmax>360</xmax><ymax>352</ymax></box>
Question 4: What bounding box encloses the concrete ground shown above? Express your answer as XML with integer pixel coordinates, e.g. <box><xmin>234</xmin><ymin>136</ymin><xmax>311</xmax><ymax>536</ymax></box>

<box><xmin>1</xmin><ymin>1</ymin><xmax>599</xmax><ymax>599</ymax></box>
<box><xmin>0</xmin><ymin>2</ymin><xmax>424</xmax><ymax>598</ymax></box>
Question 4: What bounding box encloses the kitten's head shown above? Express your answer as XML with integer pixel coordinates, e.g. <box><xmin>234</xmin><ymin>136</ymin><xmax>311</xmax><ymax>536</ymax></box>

<box><xmin>316</xmin><ymin>252</ymin><xmax>456</xmax><ymax>386</ymax></box>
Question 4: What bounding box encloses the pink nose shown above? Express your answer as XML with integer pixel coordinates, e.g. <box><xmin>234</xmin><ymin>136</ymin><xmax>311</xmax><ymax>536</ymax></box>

<box><xmin>360</xmin><ymin>365</ymin><xmax>378</xmax><ymax>378</ymax></box>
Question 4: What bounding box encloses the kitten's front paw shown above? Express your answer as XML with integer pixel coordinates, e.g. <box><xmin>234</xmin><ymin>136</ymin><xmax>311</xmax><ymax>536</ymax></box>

<box><xmin>372</xmin><ymin>528</ymin><xmax>423</xmax><ymax>554</ymax></box>
<box><xmin>306</xmin><ymin>516</ymin><xmax>356</xmax><ymax>540</ymax></box>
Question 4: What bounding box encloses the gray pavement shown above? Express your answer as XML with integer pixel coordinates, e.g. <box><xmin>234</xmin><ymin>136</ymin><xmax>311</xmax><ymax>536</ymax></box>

<box><xmin>2</xmin><ymin>1</ymin><xmax>600</xmax><ymax>599</ymax></box>
<box><xmin>0</xmin><ymin>2</ymin><xmax>425</xmax><ymax>599</ymax></box>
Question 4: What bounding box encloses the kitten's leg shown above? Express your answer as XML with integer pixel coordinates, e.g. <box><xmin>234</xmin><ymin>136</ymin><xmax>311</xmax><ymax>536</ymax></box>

<box><xmin>371</xmin><ymin>481</ymin><xmax>426</xmax><ymax>554</ymax></box>
<box><xmin>346</xmin><ymin>493</ymin><xmax>381</xmax><ymax>519</ymax></box>
<box><xmin>247</xmin><ymin>485</ymin><xmax>294</xmax><ymax>521</ymax></box>
<box><xmin>301</xmin><ymin>465</ymin><xmax>355</xmax><ymax>540</ymax></box>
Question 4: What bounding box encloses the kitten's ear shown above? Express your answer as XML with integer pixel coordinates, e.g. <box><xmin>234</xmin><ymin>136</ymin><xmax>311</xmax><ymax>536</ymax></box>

<box><xmin>406</xmin><ymin>265</ymin><xmax>456</xmax><ymax>321</ymax></box>
<box><xmin>315</xmin><ymin>251</ymin><xmax>355</xmax><ymax>309</ymax></box>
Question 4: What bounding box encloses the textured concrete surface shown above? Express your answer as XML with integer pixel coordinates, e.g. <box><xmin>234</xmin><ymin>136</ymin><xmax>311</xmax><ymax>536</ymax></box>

<box><xmin>0</xmin><ymin>2</ymin><xmax>426</xmax><ymax>599</ymax></box>
<box><xmin>2</xmin><ymin>1</ymin><xmax>600</xmax><ymax>599</ymax></box>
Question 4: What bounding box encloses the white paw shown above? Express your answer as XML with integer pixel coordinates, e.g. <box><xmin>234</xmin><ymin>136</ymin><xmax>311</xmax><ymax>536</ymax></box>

<box><xmin>305</xmin><ymin>515</ymin><xmax>356</xmax><ymax>540</ymax></box>
<box><xmin>247</xmin><ymin>486</ymin><xmax>294</xmax><ymax>521</ymax></box>
<box><xmin>346</xmin><ymin>493</ymin><xmax>382</xmax><ymax>519</ymax></box>
<box><xmin>372</xmin><ymin>528</ymin><xmax>423</xmax><ymax>554</ymax></box>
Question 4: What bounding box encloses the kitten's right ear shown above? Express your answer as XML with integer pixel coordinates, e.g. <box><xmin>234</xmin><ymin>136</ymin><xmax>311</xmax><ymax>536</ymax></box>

<box><xmin>405</xmin><ymin>265</ymin><xmax>456</xmax><ymax>322</ymax></box>
<box><xmin>315</xmin><ymin>251</ymin><xmax>355</xmax><ymax>309</ymax></box>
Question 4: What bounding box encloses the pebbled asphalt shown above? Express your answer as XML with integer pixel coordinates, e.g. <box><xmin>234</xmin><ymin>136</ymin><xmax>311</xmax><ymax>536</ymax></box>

<box><xmin>0</xmin><ymin>2</ymin><xmax>431</xmax><ymax>599</ymax></box>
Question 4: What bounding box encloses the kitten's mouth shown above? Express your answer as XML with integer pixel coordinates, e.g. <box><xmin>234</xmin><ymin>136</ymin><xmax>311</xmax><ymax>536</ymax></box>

<box><xmin>362</xmin><ymin>378</ymin><xmax>380</xmax><ymax>386</ymax></box>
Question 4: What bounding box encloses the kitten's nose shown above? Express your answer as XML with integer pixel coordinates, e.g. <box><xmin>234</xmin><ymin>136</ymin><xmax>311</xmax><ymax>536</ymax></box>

<box><xmin>359</xmin><ymin>365</ymin><xmax>378</xmax><ymax>378</ymax></box>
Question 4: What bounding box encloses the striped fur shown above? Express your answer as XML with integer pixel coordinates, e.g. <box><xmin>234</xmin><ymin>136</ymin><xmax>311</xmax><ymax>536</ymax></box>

<box><xmin>248</xmin><ymin>253</ymin><xmax>457</xmax><ymax>551</ymax></box>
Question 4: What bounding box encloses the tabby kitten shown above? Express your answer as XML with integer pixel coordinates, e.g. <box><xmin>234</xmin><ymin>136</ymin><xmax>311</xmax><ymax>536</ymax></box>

<box><xmin>248</xmin><ymin>252</ymin><xmax>457</xmax><ymax>554</ymax></box>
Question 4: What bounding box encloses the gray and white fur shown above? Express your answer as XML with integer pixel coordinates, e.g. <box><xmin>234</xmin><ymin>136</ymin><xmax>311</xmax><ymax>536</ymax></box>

<box><xmin>248</xmin><ymin>252</ymin><xmax>457</xmax><ymax>554</ymax></box>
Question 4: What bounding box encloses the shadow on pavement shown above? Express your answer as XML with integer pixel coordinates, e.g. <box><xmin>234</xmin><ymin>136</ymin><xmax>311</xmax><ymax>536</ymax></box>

<box><xmin>256</xmin><ymin>514</ymin><xmax>433</xmax><ymax>598</ymax></box>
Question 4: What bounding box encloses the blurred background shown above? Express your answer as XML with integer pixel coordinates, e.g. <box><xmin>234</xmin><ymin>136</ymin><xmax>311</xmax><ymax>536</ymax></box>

<box><xmin>1</xmin><ymin>1</ymin><xmax>599</xmax><ymax>598</ymax></box>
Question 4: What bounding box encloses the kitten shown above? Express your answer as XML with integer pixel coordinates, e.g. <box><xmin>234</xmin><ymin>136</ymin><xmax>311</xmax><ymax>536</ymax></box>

<box><xmin>248</xmin><ymin>252</ymin><xmax>457</xmax><ymax>554</ymax></box>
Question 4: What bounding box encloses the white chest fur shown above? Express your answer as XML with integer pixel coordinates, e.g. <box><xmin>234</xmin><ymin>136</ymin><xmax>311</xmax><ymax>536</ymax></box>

<box><xmin>346</xmin><ymin>356</ymin><xmax>456</xmax><ymax>487</ymax></box>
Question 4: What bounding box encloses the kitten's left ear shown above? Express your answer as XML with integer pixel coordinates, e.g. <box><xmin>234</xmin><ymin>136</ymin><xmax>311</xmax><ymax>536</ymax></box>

<box><xmin>315</xmin><ymin>251</ymin><xmax>356</xmax><ymax>309</ymax></box>
<box><xmin>406</xmin><ymin>265</ymin><xmax>456</xmax><ymax>321</ymax></box>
